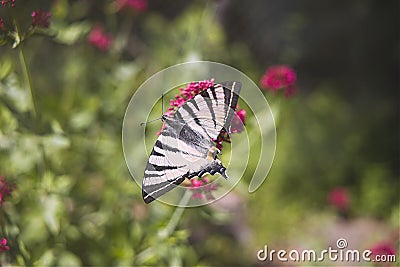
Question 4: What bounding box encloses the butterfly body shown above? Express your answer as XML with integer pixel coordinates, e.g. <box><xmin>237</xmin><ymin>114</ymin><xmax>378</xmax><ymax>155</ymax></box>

<box><xmin>142</xmin><ymin>81</ymin><xmax>241</xmax><ymax>204</ymax></box>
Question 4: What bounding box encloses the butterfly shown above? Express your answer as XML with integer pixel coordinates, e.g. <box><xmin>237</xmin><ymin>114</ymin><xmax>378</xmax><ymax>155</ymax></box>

<box><xmin>142</xmin><ymin>81</ymin><xmax>241</xmax><ymax>204</ymax></box>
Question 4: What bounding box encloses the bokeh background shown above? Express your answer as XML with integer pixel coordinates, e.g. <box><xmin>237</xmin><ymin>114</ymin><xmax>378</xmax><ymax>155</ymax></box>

<box><xmin>0</xmin><ymin>0</ymin><xmax>398</xmax><ymax>266</ymax></box>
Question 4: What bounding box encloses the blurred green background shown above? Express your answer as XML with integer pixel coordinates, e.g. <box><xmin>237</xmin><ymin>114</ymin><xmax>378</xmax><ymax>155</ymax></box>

<box><xmin>0</xmin><ymin>0</ymin><xmax>398</xmax><ymax>266</ymax></box>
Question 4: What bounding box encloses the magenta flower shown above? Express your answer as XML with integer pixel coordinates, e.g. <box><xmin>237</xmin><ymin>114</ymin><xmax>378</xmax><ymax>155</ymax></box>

<box><xmin>31</xmin><ymin>10</ymin><xmax>51</xmax><ymax>28</ymax></box>
<box><xmin>115</xmin><ymin>0</ymin><xmax>148</xmax><ymax>13</ymax></box>
<box><xmin>184</xmin><ymin>177</ymin><xmax>220</xmax><ymax>200</ymax></box>
<box><xmin>1</xmin><ymin>0</ymin><xmax>15</xmax><ymax>7</ymax></box>
<box><xmin>260</xmin><ymin>65</ymin><xmax>297</xmax><ymax>97</ymax></box>
<box><xmin>165</xmin><ymin>79</ymin><xmax>215</xmax><ymax>116</ymax></box>
<box><xmin>0</xmin><ymin>176</ymin><xmax>13</xmax><ymax>206</ymax></box>
<box><xmin>190</xmin><ymin>179</ymin><xmax>202</xmax><ymax>188</ymax></box>
<box><xmin>370</xmin><ymin>242</ymin><xmax>396</xmax><ymax>265</ymax></box>
<box><xmin>88</xmin><ymin>25</ymin><xmax>113</xmax><ymax>52</ymax></box>
<box><xmin>231</xmin><ymin>109</ymin><xmax>246</xmax><ymax>133</ymax></box>
<box><xmin>213</xmin><ymin>129</ymin><xmax>230</xmax><ymax>151</ymax></box>
<box><xmin>192</xmin><ymin>191</ymin><xmax>204</xmax><ymax>200</ymax></box>
<box><xmin>0</xmin><ymin>238</ymin><xmax>9</xmax><ymax>252</ymax></box>
<box><xmin>212</xmin><ymin>107</ymin><xmax>245</xmax><ymax>150</ymax></box>
<box><xmin>327</xmin><ymin>187</ymin><xmax>350</xmax><ymax>211</ymax></box>
<box><xmin>0</xmin><ymin>18</ymin><xmax>3</xmax><ymax>29</ymax></box>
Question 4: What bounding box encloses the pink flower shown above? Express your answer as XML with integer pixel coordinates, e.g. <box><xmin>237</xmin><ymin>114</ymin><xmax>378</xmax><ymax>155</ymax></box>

<box><xmin>190</xmin><ymin>179</ymin><xmax>202</xmax><ymax>188</ymax></box>
<box><xmin>191</xmin><ymin>191</ymin><xmax>204</xmax><ymax>200</ymax></box>
<box><xmin>115</xmin><ymin>0</ymin><xmax>147</xmax><ymax>13</ymax></box>
<box><xmin>231</xmin><ymin>109</ymin><xmax>246</xmax><ymax>133</ymax></box>
<box><xmin>0</xmin><ymin>238</ymin><xmax>9</xmax><ymax>252</ymax></box>
<box><xmin>166</xmin><ymin>79</ymin><xmax>215</xmax><ymax>116</ymax></box>
<box><xmin>327</xmin><ymin>187</ymin><xmax>350</xmax><ymax>211</ymax></box>
<box><xmin>0</xmin><ymin>18</ymin><xmax>3</xmax><ymax>29</ymax></box>
<box><xmin>88</xmin><ymin>25</ymin><xmax>113</xmax><ymax>52</ymax></box>
<box><xmin>260</xmin><ymin>65</ymin><xmax>297</xmax><ymax>97</ymax></box>
<box><xmin>31</xmin><ymin>10</ymin><xmax>51</xmax><ymax>28</ymax></box>
<box><xmin>0</xmin><ymin>176</ymin><xmax>13</xmax><ymax>206</ymax></box>
<box><xmin>370</xmin><ymin>242</ymin><xmax>396</xmax><ymax>256</ymax></box>
<box><xmin>185</xmin><ymin>177</ymin><xmax>220</xmax><ymax>200</ymax></box>
<box><xmin>213</xmin><ymin>129</ymin><xmax>231</xmax><ymax>151</ymax></box>
<box><xmin>370</xmin><ymin>242</ymin><xmax>396</xmax><ymax>266</ymax></box>
<box><xmin>1</xmin><ymin>0</ymin><xmax>15</xmax><ymax>7</ymax></box>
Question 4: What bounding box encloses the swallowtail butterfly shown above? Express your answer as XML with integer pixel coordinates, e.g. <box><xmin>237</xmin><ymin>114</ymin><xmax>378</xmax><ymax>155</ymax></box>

<box><xmin>142</xmin><ymin>81</ymin><xmax>241</xmax><ymax>203</ymax></box>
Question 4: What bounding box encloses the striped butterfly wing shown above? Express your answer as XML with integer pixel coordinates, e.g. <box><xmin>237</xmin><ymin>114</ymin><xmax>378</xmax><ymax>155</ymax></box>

<box><xmin>142</xmin><ymin>81</ymin><xmax>241</xmax><ymax>203</ymax></box>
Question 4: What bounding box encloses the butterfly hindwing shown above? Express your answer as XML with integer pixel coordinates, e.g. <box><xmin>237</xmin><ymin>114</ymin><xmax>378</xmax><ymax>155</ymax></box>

<box><xmin>142</xmin><ymin>81</ymin><xmax>241</xmax><ymax>203</ymax></box>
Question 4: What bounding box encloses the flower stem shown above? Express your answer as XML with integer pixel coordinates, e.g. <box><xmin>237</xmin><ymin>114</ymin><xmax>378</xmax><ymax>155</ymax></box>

<box><xmin>18</xmin><ymin>45</ymin><xmax>38</xmax><ymax>118</ymax></box>
<box><xmin>136</xmin><ymin>191</ymin><xmax>191</xmax><ymax>264</ymax></box>
<box><xmin>11</xmin><ymin>11</ymin><xmax>39</xmax><ymax>117</ymax></box>
<box><xmin>158</xmin><ymin>191</ymin><xmax>191</xmax><ymax>239</ymax></box>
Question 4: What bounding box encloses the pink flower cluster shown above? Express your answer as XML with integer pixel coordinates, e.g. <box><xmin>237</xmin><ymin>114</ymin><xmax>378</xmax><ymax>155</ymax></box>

<box><xmin>0</xmin><ymin>238</ymin><xmax>9</xmax><ymax>252</ymax></box>
<box><xmin>370</xmin><ymin>242</ymin><xmax>396</xmax><ymax>258</ymax></box>
<box><xmin>88</xmin><ymin>25</ymin><xmax>113</xmax><ymax>52</ymax></box>
<box><xmin>213</xmin><ymin>108</ymin><xmax>246</xmax><ymax>150</ymax></box>
<box><xmin>0</xmin><ymin>176</ymin><xmax>13</xmax><ymax>206</ymax></box>
<box><xmin>1</xmin><ymin>0</ymin><xmax>15</xmax><ymax>7</ymax></box>
<box><xmin>0</xmin><ymin>177</ymin><xmax>12</xmax><ymax>253</ymax></box>
<box><xmin>370</xmin><ymin>241</ymin><xmax>397</xmax><ymax>266</ymax></box>
<box><xmin>184</xmin><ymin>177</ymin><xmax>221</xmax><ymax>200</ymax></box>
<box><xmin>165</xmin><ymin>79</ymin><xmax>215</xmax><ymax>116</ymax></box>
<box><xmin>327</xmin><ymin>187</ymin><xmax>350</xmax><ymax>211</ymax></box>
<box><xmin>231</xmin><ymin>109</ymin><xmax>246</xmax><ymax>133</ymax></box>
<box><xmin>115</xmin><ymin>0</ymin><xmax>148</xmax><ymax>13</ymax></box>
<box><xmin>213</xmin><ymin>129</ymin><xmax>230</xmax><ymax>151</ymax></box>
<box><xmin>31</xmin><ymin>10</ymin><xmax>51</xmax><ymax>28</ymax></box>
<box><xmin>260</xmin><ymin>65</ymin><xmax>297</xmax><ymax>97</ymax></box>
<box><xmin>1</xmin><ymin>2</ymin><xmax>52</xmax><ymax>33</ymax></box>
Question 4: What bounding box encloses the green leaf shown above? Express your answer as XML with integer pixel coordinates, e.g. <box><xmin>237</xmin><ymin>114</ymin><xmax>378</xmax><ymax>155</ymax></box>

<box><xmin>34</xmin><ymin>250</ymin><xmax>55</xmax><ymax>266</ymax></box>
<box><xmin>41</xmin><ymin>194</ymin><xmax>63</xmax><ymax>235</ymax></box>
<box><xmin>41</xmin><ymin>134</ymin><xmax>70</xmax><ymax>156</ymax></box>
<box><xmin>51</xmin><ymin>0</ymin><xmax>69</xmax><ymax>20</ymax></box>
<box><xmin>58</xmin><ymin>251</ymin><xmax>82</xmax><ymax>266</ymax></box>
<box><xmin>0</xmin><ymin>58</ymin><xmax>12</xmax><ymax>80</ymax></box>
<box><xmin>53</xmin><ymin>21</ymin><xmax>91</xmax><ymax>45</ymax></box>
<box><xmin>0</xmin><ymin>104</ymin><xmax>18</xmax><ymax>135</ymax></box>
<box><xmin>0</xmin><ymin>73</ymin><xmax>31</xmax><ymax>112</ymax></box>
<box><xmin>9</xmin><ymin>134</ymin><xmax>41</xmax><ymax>173</ymax></box>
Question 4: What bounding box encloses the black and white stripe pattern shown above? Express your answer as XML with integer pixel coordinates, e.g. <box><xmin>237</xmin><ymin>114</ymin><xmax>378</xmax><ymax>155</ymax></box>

<box><xmin>142</xmin><ymin>81</ymin><xmax>241</xmax><ymax>203</ymax></box>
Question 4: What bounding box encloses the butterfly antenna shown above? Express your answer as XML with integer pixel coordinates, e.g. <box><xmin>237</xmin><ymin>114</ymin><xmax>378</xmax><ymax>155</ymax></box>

<box><xmin>161</xmin><ymin>93</ymin><xmax>164</xmax><ymax>116</ymax></box>
<box><xmin>140</xmin><ymin>94</ymin><xmax>166</xmax><ymax>126</ymax></box>
<box><xmin>140</xmin><ymin>117</ymin><xmax>163</xmax><ymax>126</ymax></box>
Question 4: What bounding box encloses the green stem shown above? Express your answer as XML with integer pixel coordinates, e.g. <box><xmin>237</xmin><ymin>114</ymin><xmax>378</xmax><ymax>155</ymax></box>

<box><xmin>135</xmin><ymin>191</ymin><xmax>191</xmax><ymax>264</ymax></box>
<box><xmin>18</xmin><ymin>45</ymin><xmax>38</xmax><ymax>118</ymax></box>
<box><xmin>158</xmin><ymin>191</ymin><xmax>191</xmax><ymax>239</ymax></box>
<box><xmin>11</xmin><ymin>11</ymin><xmax>39</xmax><ymax>118</ymax></box>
